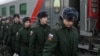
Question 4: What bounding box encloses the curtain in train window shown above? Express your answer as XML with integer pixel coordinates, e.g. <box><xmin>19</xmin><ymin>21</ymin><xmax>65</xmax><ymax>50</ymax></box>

<box><xmin>92</xmin><ymin>0</ymin><xmax>98</xmax><ymax>2</ymax></box>
<box><xmin>91</xmin><ymin>0</ymin><xmax>98</xmax><ymax>13</ymax></box>
<box><xmin>10</xmin><ymin>6</ymin><xmax>15</xmax><ymax>15</ymax></box>
<box><xmin>2</xmin><ymin>7</ymin><xmax>6</xmax><ymax>16</ymax></box>
<box><xmin>53</xmin><ymin>0</ymin><xmax>61</xmax><ymax>13</ymax></box>
<box><xmin>20</xmin><ymin>3</ymin><xmax>27</xmax><ymax>15</ymax></box>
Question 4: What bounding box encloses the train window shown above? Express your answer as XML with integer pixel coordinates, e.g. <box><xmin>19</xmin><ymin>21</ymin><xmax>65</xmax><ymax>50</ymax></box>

<box><xmin>92</xmin><ymin>0</ymin><xmax>98</xmax><ymax>2</ymax></box>
<box><xmin>91</xmin><ymin>0</ymin><xmax>98</xmax><ymax>13</ymax></box>
<box><xmin>92</xmin><ymin>3</ymin><xmax>98</xmax><ymax>8</ymax></box>
<box><xmin>20</xmin><ymin>3</ymin><xmax>27</xmax><ymax>15</ymax></box>
<box><xmin>53</xmin><ymin>0</ymin><xmax>61</xmax><ymax>13</ymax></box>
<box><xmin>92</xmin><ymin>8</ymin><xmax>96</xmax><ymax>12</ymax></box>
<box><xmin>2</xmin><ymin>7</ymin><xmax>6</xmax><ymax>16</ymax></box>
<box><xmin>10</xmin><ymin>6</ymin><xmax>15</xmax><ymax>15</ymax></box>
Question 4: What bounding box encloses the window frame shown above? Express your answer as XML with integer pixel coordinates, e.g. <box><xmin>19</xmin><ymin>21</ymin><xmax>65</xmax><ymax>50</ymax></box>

<box><xmin>53</xmin><ymin>0</ymin><xmax>61</xmax><ymax>14</ymax></box>
<box><xmin>9</xmin><ymin>5</ymin><xmax>15</xmax><ymax>15</ymax></box>
<box><xmin>2</xmin><ymin>7</ymin><xmax>6</xmax><ymax>16</ymax></box>
<box><xmin>20</xmin><ymin>3</ymin><xmax>27</xmax><ymax>15</ymax></box>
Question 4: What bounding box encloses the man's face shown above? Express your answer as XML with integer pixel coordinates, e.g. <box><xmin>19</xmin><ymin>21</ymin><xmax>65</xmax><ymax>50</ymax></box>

<box><xmin>14</xmin><ymin>17</ymin><xmax>19</xmax><ymax>22</ymax></box>
<box><xmin>2</xmin><ymin>21</ymin><xmax>5</xmax><ymax>24</ymax></box>
<box><xmin>40</xmin><ymin>17</ymin><xmax>48</xmax><ymax>25</ymax></box>
<box><xmin>24</xmin><ymin>21</ymin><xmax>31</xmax><ymax>28</ymax></box>
<box><xmin>63</xmin><ymin>19</ymin><xmax>73</xmax><ymax>28</ymax></box>
<box><xmin>6</xmin><ymin>19</ymin><xmax>10</xmax><ymax>23</ymax></box>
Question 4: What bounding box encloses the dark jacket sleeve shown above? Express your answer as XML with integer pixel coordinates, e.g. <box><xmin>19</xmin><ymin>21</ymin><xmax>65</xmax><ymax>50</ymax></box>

<box><xmin>15</xmin><ymin>31</ymin><xmax>21</xmax><ymax>53</ymax></box>
<box><xmin>43</xmin><ymin>29</ymin><xmax>58</xmax><ymax>56</ymax></box>
<box><xmin>0</xmin><ymin>26</ymin><xmax>4</xmax><ymax>40</ymax></box>
<box><xmin>29</xmin><ymin>29</ymin><xmax>37</xmax><ymax>56</ymax></box>
<box><xmin>3</xmin><ymin>28</ymin><xmax>7</xmax><ymax>43</ymax></box>
<box><xmin>7</xmin><ymin>25</ymin><xmax>12</xmax><ymax>43</ymax></box>
<box><xmin>73</xmin><ymin>30</ymin><xmax>78</xmax><ymax>56</ymax></box>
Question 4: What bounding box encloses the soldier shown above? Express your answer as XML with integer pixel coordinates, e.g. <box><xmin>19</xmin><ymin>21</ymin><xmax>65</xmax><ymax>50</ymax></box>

<box><xmin>3</xmin><ymin>18</ymin><xmax>11</xmax><ymax>45</ymax></box>
<box><xmin>0</xmin><ymin>16</ymin><xmax>2</xmax><ymax>44</ymax></box>
<box><xmin>43</xmin><ymin>7</ymin><xmax>79</xmax><ymax>56</ymax></box>
<box><xmin>29</xmin><ymin>11</ymin><xmax>51</xmax><ymax>56</ymax></box>
<box><xmin>0</xmin><ymin>19</ymin><xmax>6</xmax><ymax>45</ymax></box>
<box><xmin>8</xmin><ymin>14</ymin><xmax>22</xmax><ymax>56</ymax></box>
<box><xmin>0</xmin><ymin>16</ymin><xmax>2</xmax><ymax>26</ymax></box>
<box><xmin>14</xmin><ymin>17</ymin><xmax>33</xmax><ymax>56</ymax></box>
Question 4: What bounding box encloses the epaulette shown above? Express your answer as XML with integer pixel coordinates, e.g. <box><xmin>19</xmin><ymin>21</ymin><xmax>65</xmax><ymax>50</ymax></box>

<box><xmin>72</xmin><ymin>26</ymin><xmax>77</xmax><ymax>31</ymax></box>
<box><xmin>55</xmin><ymin>26</ymin><xmax>62</xmax><ymax>31</ymax></box>
<box><xmin>34</xmin><ymin>25</ymin><xmax>40</xmax><ymax>28</ymax></box>
<box><xmin>18</xmin><ymin>27</ymin><xmax>23</xmax><ymax>31</ymax></box>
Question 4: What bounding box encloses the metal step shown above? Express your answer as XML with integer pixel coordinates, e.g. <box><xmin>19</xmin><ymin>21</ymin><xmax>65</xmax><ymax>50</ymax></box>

<box><xmin>80</xmin><ymin>31</ymin><xmax>93</xmax><ymax>37</ymax></box>
<box><xmin>78</xmin><ymin>44</ymin><xmax>99</xmax><ymax>54</ymax></box>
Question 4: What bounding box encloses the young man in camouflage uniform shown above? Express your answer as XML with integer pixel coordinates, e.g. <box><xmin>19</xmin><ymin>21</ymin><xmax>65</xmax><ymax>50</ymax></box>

<box><xmin>0</xmin><ymin>19</ymin><xmax>6</xmax><ymax>45</ymax></box>
<box><xmin>29</xmin><ymin>11</ymin><xmax>50</xmax><ymax>56</ymax></box>
<box><xmin>43</xmin><ymin>7</ymin><xmax>79</xmax><ymax>56</ymax></box>
<box><xmin>15</xmin><ymin>17</ymin><xmax>34</xmax><ymax>56</ymax></box>
<box><xmin>8</xmin><ymin>14</ymin><xmax>22</xmax><ymax>55</ymax></box>
<box><xmin>3</xmin><ymin>18</ymin><xmax>11</xmax><ymax>45</ymax></box>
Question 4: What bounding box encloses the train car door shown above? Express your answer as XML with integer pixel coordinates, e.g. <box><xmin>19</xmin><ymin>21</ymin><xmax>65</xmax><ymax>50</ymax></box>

<box><xmin>36</xmin><ymin>0</ymin><xmax>63</xmax><ymax>28</ymax></box>
<box><xmin>49</xmin><ymin>0</ymin><xmax>64</xmax><ymax>28</ymax></box>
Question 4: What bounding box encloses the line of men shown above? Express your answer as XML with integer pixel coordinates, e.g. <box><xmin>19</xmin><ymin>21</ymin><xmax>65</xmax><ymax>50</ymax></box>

<box><xmin>0</xmin><ymin>7</ymin><xmax>79</xmax><ymax>56</ymax></box>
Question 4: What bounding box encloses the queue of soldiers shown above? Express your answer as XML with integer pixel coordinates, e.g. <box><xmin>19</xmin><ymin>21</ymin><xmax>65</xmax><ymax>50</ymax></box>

<box><xmin>0</xmin><ymin>7</ymin><xmax>79</xmax><ymax>56</ymax></box>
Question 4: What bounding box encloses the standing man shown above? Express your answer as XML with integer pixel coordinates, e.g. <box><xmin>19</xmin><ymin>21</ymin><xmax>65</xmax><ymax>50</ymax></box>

<box><xmin>15</xmin><ymin>17</ymin><xmax>33</xmax><ymax>56</ymax></box>
<box><xmin>0</xmin><ymin>16</ymin><xmax>2</xmax><ymax>26</ymax></box>
<box><xmin>3</xmin><ymin>18</ymin><xmax>11</xmax><ymax>45</ymax></box>
<box><xmin>29</xmin><ymin>11</ymin><xmax>50</xmax><ymax>56</ymax></box>
<box><xmin>0</xmin><ymin>19</ymin><xmax>6</xmax><ymax>44</ymax></box>
<box><xmin>8</xmin><ymin>14</ymin><xmax>22</xmax><ymax>55</ymax></box>
<box><xmin>43</xmin><ymin>7</ymin><xmax>79</xmax><ymax>56</ymax></box>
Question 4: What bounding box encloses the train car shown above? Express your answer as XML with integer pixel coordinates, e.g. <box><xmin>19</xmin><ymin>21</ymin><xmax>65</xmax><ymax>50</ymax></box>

<box><xmin>87</xmin><ymin>0</ymin><xmax>100</xmax><ymax>32</ymax></box>
<box><xmin>80</xmin><ymin>0</ymin><xmax>100</xmax><ymax>54</ymax></box>
<box><xmin>80</xmin><ymin>0</ymin><xmax>100</xmax><ymax>35</ymax></box>
<box><xmin>0</xmin><ymin>0</ymin><xmax>80</xmax><ymax>28</ymax></box>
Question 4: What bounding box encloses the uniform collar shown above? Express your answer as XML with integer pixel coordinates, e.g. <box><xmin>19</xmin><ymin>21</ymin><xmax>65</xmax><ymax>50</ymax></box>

<box><xmin>59</xmin><ymin>20</ymin><xmax>73</xmax><ymax>30</ymax></box>
<box><xmin>5</xmin><ymin>23</ymin><xmax>10</xmax><ymax>25</ymax></box>
<box><xmin>14</xmin><ymin>21</ymin><xmax>21</xmax><ymax>24</ymax></box>
<box><xmin>24</xmin><ymin>26</ymin><xmax>31</xmax><ymax>30</ymax></box>
<box><xmin>37</xmin><ymin>22</ymin><xmax>48</xmax><ymax>28</ymax></box>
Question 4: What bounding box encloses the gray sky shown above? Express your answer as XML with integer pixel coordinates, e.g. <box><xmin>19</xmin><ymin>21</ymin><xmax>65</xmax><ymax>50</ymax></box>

<box><xmin>0</xmin><ymin>0</ymin><xmax>17</xmax><ymax>5</ymax></box>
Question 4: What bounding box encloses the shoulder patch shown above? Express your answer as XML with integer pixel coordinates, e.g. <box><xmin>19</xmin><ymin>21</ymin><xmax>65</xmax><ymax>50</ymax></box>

<box><xmin>30</xmin><ymin>31</ymin><xmax>33</xmax><ymax>36</ymax></box>
<box><xmin>48</xmin><ymin>33</ymin><xmax>54</xmax><ymax>40</ymax></box>
<box><xmin>16</xmin><ymin>32</ymin><xmax>19</xmax><ymax>36</ymax></box>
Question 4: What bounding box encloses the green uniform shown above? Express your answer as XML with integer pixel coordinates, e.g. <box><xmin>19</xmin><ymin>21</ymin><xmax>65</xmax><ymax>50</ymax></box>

<box><xmin>0</xmin><ymin>23</ymin><xmax>6</xmax><ymax>44</ymax></box>
<box><xmin>29</xmin><ymin>23</ymin><xmax>50</xmax><ymax>56</ymax></box>
<box><xmin>15</xmin><ymin>27</ymin><xmax>34</xmax><ymax>56</ymax></box>
<box><xmin>8</xmin><ymin>22</ymin><xmax>22</xmax><ymax>54</ymax></box>
<box><xmin>43</xmin><ymin>21</ymin><xmax>78</xmax><ymax>56</ymax></box>
<box><xmin>3</xmin><ymin>23</ymin><xmax>11</xmax><ymax>44</ymax></box>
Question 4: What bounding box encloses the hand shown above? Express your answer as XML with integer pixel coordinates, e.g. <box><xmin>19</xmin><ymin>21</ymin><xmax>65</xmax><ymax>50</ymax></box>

<box><xmin>13</xmin><ymin>53</ymin><xmax>19</xmax><ymax>56</ymax></box>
